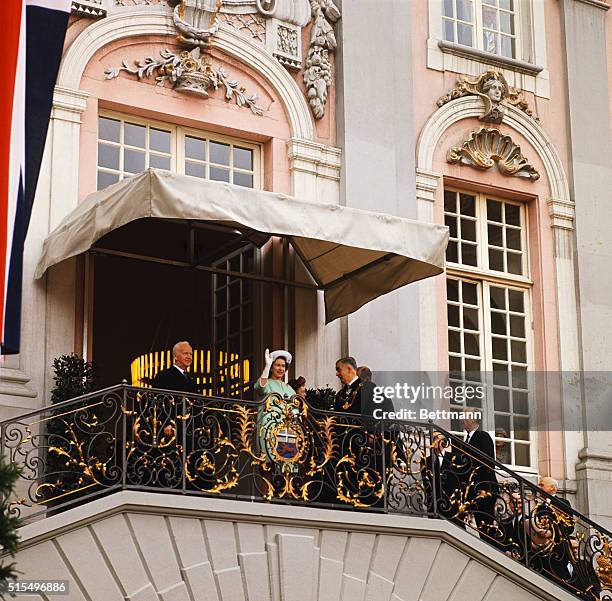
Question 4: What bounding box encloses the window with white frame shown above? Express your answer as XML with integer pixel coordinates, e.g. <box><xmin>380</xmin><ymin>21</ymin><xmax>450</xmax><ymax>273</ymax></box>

<box><xmin>442</xmin><ymin>0</ymin><xmax>518</xmax><ymax>59</ymax></box>
<box><xmin>444</xmin><ymin>189</ymin><xmax>533</xmax><ymax>468</ymax></box>
<box><xmin>96</xmin><ymin>113</ymin><xmax>260</xmax><ymax>191</ymax></box>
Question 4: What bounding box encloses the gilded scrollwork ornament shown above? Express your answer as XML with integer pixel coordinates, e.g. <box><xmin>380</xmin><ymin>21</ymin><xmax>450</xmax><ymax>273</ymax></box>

<box><xmin>437</xmin><ymin>69</ymin><xmax>537</xmax><ymax>124</ymax></box>
<box><xmin>105</xmin><ymin>46</ymin><xmax>264</xmax><ymax>114</ymax></box>
<box><xmin>448</xmin><ymin>127</ymin><xmax>540</xmax><ymax>181</ymax></box>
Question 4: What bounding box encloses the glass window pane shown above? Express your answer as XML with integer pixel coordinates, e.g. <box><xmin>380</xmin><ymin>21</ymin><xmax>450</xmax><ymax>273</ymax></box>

<box><xmin>185</xmin><ymin>136</ymin><xmax>206</xmax><ymax>161</ymax></box>
<box><xmin>448</xmin><ymin>330</ymin><xmax>461</xmax><ymax>353</ymax></box>
<box><xmin>500</xmin><ymin>36</ymin><xmax>514</xmax><ymax>59</ymax></box>
<box><xmin>124</xmin><ymin>148</ymin><xmax>145</xmax><ymax>173</ymax></box>
<box><xmin>234</xmin><ymin>146</ymin><xmax>253</xmax><ymax>171</ymax></box>
<box><xmin>97</xmin><ymin>170</ymin><xmax>119</xmax><ymax>190</ymax></box>
<box><xmin>513</xmin><ymin>417</ymin><xmax>530</xmax><ymax>440</ymax></box>
<box><xmin>508</xmin><ymin>289</ymin><xmax>524</xmax><ymax>312</ymax></box>
<box><xmin>446</xmin><ymin>241</ymin><xmax>458</xmax><ymax>263</ymax></box>
<box><xmin>457</xmin><ymin>23</ymin><xmax>473</xmax><ymax>46</ymax></box>
<box><xmin>500</xmin><ymin>0</ymin><xmax>512</xmax><ymax>9</ymax></box>
<box><xmin>510</xmin><ymin>315</ymin><xmax>525</xmax><ymax>338</ymax></box>
<box><xmin>514</xmin><ymin>443</ymin><xmax>530</xmax><ymax>467</ymax></box>
<box><xmin>511</xmin><ymin>366</ymin><xmax>528</xmax><ymax>389</ymax></box>
<box><xmin>443</xmin><ymin>19</ymin><xmax>455</xmax><ymax>42</ymax></box>
<box><xmin>507</xmin><ymin>252</ymin><xmax>522</xmax><ymax>275</ymax></box>
<box><xmin>210</xmin><ymin>141</ymin><xmax>231</xmax><ymax>165</ymax></box>
<box><xmin>483</xmin><ymin>30</ymin><xmax>497</xmax><ymax>53</ymax></box>
<box><xmin>124</xmin><ymin>122</ymin><xmax>146</xmax><ymax>148</ymax></box>
<box><xmin>489</xmin><ymin>248</ymin><xmax>504</xmax><ymax>271</ymax></box>
<box><xmin>462</xmin><ymin>242</ymin><xmax>478</xmax><ymax>266</ymax></box>
<box><xmin>150</xmin><ymin>128</ymin><xmax>171</xmax><ymax>153</ymax></box>
<box><xmin>442</xmin><ymin>0</ymin><xmax>454</xmax><ymax>17</ymax></box>
<box><xmin>495</xmin><ymin>413</ymin><xmax>511</xmax><ymax>434</ymax></box>
<box><xmin>149</xmin><ymin>154</ymin><xmax>171</xmax><ymax>170</ymax></box>
<box><xmin>511</xmin><ymin>340</ymin><xmax>527</xmax><ymax>363</ymax></box>
<box><xmin>513</xmin><ymin>391</ymin><xmax>529</xmax><ymax>414</ymax></box>
<box><xmin>506</xmin><ymin>228</ymin><xmax>521</xmax><ymax>250</ymax></box>
<box><xmin>445</xmin><ymin>190</ymin><xmax>457</xmax><ymax>213</ymax></box>
<box><xmin>465</xmin><ymin>358</ymin><xmax>481</xmax><ymax>373</ymax></box>
<box><xmin>494</xmin><ymin>388</ymin><xmax>510</xmax><ymax>412</ymax></box>
<box><xmin>464</xmin><ymin>333</ymin><xmax>480</xmax><ymax>356</ymax></box>
<box><xmin>98</xmin><ymin>143</ymin><xmax>120</xmax><ymax>170</ymax></box>
<box><xmin>492</xmin><ymin>337</ymin><xmax>508</xmax><ymax>360</ymax></box>
<box><xmin>488</xmin><ymin>224</ymin><xmax>503</xmax><ymax>247</ymax></box>
<box><xmin>447</xmin><ymin>278</ymin><xmax>459</xmax><ymax>301</ymax></box>
<box><xmin>449</xmin><ymin>355</ymin><xmax>462</xmax><ymax>374</ymax></box>
<box><xmin>448</xmin><ymin>304</ymin><xmax>460</xmax><ymax>327</ymax></box>
<box><xmin>445</xmin><ymin>215</ymin><xmax>458</xmax><ymax>238</ymax></box>
<box><xmin>461</xmin><ymin>218</ymin><xmax>476</xmax><ymax>241</ymax></box>
<box><xmin>493</xmin><ymin>363</ymin><xmax>509</xmax><ymax>385</ymax></box>
<box><xmin>490</xmin><ymin>286</ymin><xmax>506</xmax><ymax>310</ymax></box>
<box><xmin>482</xmin><ymin>5</ymin><xmax>497</xmax><ymax>29</ymax></box>
<box><xmin>491</xmin><ymin>312</ymin><xmax>506</xmax><ymax>335</ymax></box>
<box><xmin>99</xmin><ymin>117</ymin><xmax>120</xmax><ymax>143</ymax></box>
<box><xmin>462</xmin><ymin>281</ymin><xmax>478</xmax><ymax>305</ymax></box>
<box><xmin>210</xmin><ymin>166</ymin><xmax>230</xmax><ymax>182</ymax></box>
<box><xmin>457</xmin><ymin>0</ymin><xmax>473</xmax><ymax>22</ymax></box>
<box><xmin>463</xmin><ymin>307</ymin><xmax>479</xmax><ymax>331</ymax></box>
<box><xmin>233</xmin><ymin>172</ymin><xmax>254</xmax><ymax>188</ymax></box>
<box><xmin>460</xmin><ymin>194</ymin><xmax>476</xmax><ymax>216</ymax></box>
<box><xmin>185</xmin><ymin>161</ymin><xmax>205</xmax><ymax>178</ymax></box>
<box><xmin>487</xmin><ymin>199</ymin><xmax>502</xmax><ymax>222</ymax></box>
<box><xmin>500</xmin><ymin>11</ymin><xmax>513</xmax><ymax>34</ymax></box>
<box><xmin>505</xmin><ymin>203</ymin><xmax>521</xmax><ymax>226</ymax></box>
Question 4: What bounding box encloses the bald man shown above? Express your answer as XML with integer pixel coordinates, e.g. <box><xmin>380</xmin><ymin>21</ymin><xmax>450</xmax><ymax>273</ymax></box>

<box><xmin>152</xmin><ymin>341</ymin><xmax>199</xmax><ymax>394</ymax></box>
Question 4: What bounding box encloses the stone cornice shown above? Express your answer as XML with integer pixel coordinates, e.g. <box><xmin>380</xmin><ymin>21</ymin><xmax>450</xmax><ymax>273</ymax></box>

<box><xmin>572</xmin><ymin>0</ymin><xmax>610</xmax><ymax>11</ymax></box>
<box><xmin>437</xmin><ymin>41</ymin><xmax>544</xmax><ymax>77</ymax></box>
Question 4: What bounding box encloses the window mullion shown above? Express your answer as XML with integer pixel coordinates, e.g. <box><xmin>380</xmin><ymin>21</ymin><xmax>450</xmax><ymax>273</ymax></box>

<box><xmin>481</xmin><ymin>279</ymin><xmax>495</xmax><ymax>433</ymax></box>
<box><xmin>474</xmin><ymin>0</ymin><xmax>484</xmax><ymax>52</ymax></box>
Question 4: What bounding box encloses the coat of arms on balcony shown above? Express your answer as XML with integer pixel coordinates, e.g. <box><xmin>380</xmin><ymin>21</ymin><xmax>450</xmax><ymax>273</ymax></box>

<box><xmin>104</xmin><ymin>46</ymin><xmax>264</xmax><ymax>114</ymax></box>
<box><xmin>448</xmin><ymin>127</ymin><xmax>540</xmax><ymax>181</ymax></box>
<box><xmin>437</xmin><ymin>69</ymin><xmax>537</xmax><ymax>125</ymax></box>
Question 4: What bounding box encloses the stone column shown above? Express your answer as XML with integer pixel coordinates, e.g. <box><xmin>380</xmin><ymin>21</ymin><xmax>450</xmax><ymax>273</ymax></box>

<box><xmin>336</xmin><ymin>0</ymin><xmax>421</xmax><ymax>372</ymax></box>
<box><xmin>560</xmin><ymin>0</ymin><xmax>612</xmax><ymax>527</ymax></box>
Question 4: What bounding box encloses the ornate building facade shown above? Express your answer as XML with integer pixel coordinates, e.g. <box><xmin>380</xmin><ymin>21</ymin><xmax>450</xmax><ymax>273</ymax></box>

<box><xmin>1</xmin><ymin>0</ymin><xmax>612</xmax><ymax>599</ymax></box>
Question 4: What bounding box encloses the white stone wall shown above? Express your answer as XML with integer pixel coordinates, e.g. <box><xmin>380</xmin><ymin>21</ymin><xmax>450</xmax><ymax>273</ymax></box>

<box><xmin>14</xmin><ymin>491</ymin><xmax>575</xmax><ymax>601</ymax></box>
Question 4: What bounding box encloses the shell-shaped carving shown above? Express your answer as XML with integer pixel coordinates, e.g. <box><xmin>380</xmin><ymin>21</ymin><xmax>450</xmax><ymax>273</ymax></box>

<box><xmin>448</xmin><ymin>127</ymin><xmax>540</xmax><ymax>181</ymax></box>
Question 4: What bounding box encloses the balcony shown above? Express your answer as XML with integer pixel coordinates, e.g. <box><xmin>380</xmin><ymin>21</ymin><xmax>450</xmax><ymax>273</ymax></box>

<box><xmin>3</xmin><ymin>384</ymin><xmax>611</xmax><ymax>600</ymax></box>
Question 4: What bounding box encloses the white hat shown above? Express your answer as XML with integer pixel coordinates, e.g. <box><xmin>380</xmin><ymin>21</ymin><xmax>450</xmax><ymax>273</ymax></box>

<box><xmin>270</xmin><ymin>350</ymin><xmax>292</xmax><ymax>364</ymax></box>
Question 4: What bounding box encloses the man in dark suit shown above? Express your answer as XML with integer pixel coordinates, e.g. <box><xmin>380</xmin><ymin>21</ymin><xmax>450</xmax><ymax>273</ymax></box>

<box><xmin>152</xmin><ymin>341</ymin><xmax>199</xmax><ymax>394</ymax></box>
<box><xmin>453</xmin><ymin>410</ymin><xmax>500</xmax><ymax>543</ymax></box>
<box><xmin>564</xmin><ymin>536</ymin><xmax>602</xmax><ymax>599</ymax></box>
<box><xmin>420</xmin><ymin>431</ymin><xmax>459</xmax><ymax>520</ymax></box>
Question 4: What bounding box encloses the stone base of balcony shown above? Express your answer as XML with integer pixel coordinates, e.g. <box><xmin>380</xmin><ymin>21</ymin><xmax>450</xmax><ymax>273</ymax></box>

<box><xmin>16</xmin><ymin>490</ymin><xmax>576</xmax><ymax>601</ymax></box>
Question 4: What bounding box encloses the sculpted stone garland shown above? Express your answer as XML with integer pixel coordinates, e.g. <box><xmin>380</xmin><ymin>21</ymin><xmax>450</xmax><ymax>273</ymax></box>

<box><xmin>105</xmin><ymin>46</ymin><xmax>264</xmax><ymax>115</ymax></box>
<box><xmin>303</xmin><ymin>0</ymin><xmax>341</xmax><ymax>119</ymax></box>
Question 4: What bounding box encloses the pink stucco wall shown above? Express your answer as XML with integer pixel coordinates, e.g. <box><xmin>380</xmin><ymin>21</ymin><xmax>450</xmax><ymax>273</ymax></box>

<box><xmin>410</xmin><ymin>1</ymin><xmax>570</xmax><ymax>479</ymax></box>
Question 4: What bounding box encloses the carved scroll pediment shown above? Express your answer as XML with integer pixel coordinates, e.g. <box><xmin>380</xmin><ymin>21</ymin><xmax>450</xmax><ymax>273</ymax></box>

<box><xmin>437</xmin><ymin>69</ymin><xmax>537</xmax><ymax>125</ymax></box>
<box><xmin>448</xmin><ymin>127</ymin><xmax>540</xmax><ymax>181</ymax></box>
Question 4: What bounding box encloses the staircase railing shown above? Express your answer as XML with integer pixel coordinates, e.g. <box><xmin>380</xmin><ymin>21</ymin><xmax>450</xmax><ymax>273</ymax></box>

<box><xmin>1</xmin><ymin>384</ymin><xmax>610</xmax><ymax>600</ymax></box>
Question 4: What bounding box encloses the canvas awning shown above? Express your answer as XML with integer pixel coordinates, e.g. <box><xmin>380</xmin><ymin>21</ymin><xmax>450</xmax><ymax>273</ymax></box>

<box><xmin>35</xmin><ymin>169</ymin><xmax>448</xmax><ymax>323</ymax></box>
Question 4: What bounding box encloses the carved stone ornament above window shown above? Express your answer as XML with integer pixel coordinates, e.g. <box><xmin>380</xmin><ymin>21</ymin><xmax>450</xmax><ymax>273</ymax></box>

<box><xmin>448</xmin><ymin>127</ymin><xmax>540</xmax><ymax>181</ymax></box>
<box><xmin>303</xmin><ymin>0</ymin><xmax>341</xmax><ymax>119</ymax></box>
<box><xmin>104</xmin><ymin>46</ymin><xmax>264</xmax><ymax>114</ymax></box>
<box><xmin>437</xmin><ymin>69</ymin><xmax>537</xmax><ymax>125</ymax></box>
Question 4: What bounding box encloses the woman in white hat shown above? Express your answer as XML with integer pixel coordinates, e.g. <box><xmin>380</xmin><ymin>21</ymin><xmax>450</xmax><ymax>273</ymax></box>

<box><xmin>254</xmin><ymin>348</ymin><xmax>295</xmax><ymax>401</ymax></box>
<box><xmin>254</xmin><ymin>348</ymin><xmax>299</xmax><ymax>468</ymax></box>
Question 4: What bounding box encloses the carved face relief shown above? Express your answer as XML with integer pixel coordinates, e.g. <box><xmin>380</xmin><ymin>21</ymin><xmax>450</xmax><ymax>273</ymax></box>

<box><xmin>484</xmin><ymin>79</ymin><xmax>504</xmax><ymax>104</ymax></box>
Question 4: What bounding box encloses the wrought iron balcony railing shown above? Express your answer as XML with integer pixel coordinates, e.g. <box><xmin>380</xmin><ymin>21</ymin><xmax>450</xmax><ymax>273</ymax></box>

<box><xmin>1</xmin><ymin>384</ymin><xmax>611</xmax><ymax>600</ymax></box>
